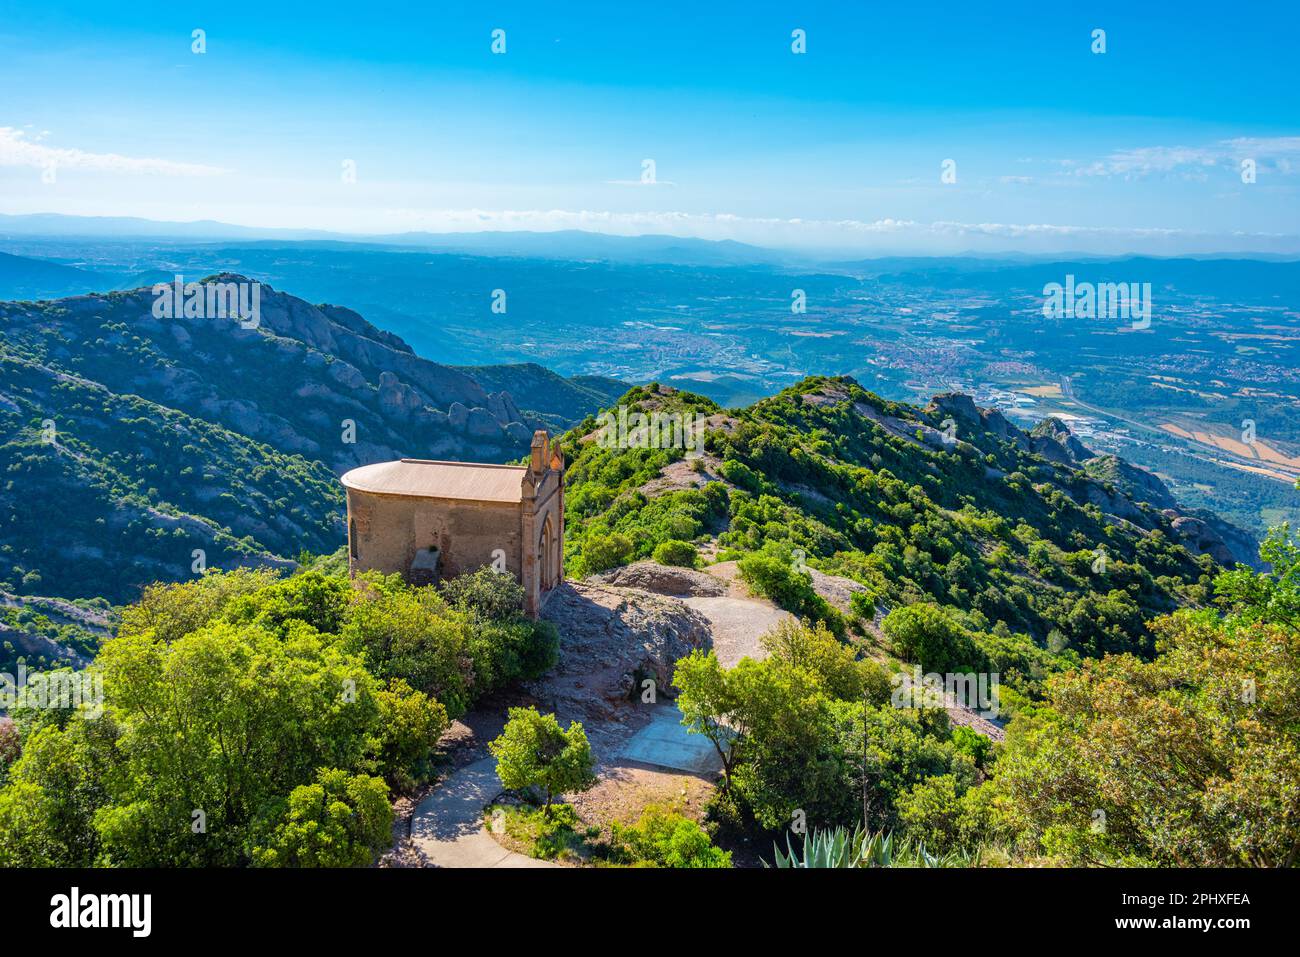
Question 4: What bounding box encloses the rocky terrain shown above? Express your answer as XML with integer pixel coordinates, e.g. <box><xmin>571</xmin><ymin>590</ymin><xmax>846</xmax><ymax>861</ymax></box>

<box><xmin>534</xmin><ymin>579</ymin><xmax>711</xmax><ymax>749</ymax></box>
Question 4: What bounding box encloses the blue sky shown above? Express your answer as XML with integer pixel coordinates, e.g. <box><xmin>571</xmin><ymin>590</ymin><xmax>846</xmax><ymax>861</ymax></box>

<box><xmin>2</xmin><ymin>0</ymin><xmax>1298</xmax><ymax>254</ymax></box>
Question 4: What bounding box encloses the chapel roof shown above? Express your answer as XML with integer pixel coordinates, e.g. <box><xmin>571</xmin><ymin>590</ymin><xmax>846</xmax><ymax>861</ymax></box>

<box><xmin>340</xmin><ymin>458</ymin><xmax>527</xmax><ymax>503</ymax></box>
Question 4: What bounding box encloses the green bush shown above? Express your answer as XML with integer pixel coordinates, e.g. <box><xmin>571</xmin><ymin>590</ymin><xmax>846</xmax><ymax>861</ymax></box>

<box><xmin>881</xmin><ymin>604</ymin><xmax>983</xmax><ymax>673</ymax></box>
<box><xmin>488</xmin><ymin>802</ymin><xmax>591</xmax><ymax>860</ymax></box>
<box><xmin>583</xmin><ymin>533</ymin><xmax>634</xmax><ymax>574</ymax></box>
<box><xmin>370</xmin><ymin>679</ymin><xmax>448</xmax><ymax>790</ymax></box>
<box><xmin>609</xmin><ymin>805</ymin><xmax>731</xmax><ymax>868</ymax></box>
<box><xmin>719</xmin><ymin>459</ymin><xmax>763</xmax><ymax>493</ymax></box>
<box><xmin>652</xmin><ymin>540</ymin><xmax>698</xmax><ymax>568</ymax></box>
<box><xmin>440</xmin><ymin>566</ymin><xmax>526</xmax><ymax>621</ymax></box>
<box><xmin>466</xmin><ymin>618</ymin><xmax>560</xmax><ymax>696</ymax></box>
<box><xmin>737</xmin><ymin>545</ymin><xmax>817</xmax><ymax>612</ymax></box>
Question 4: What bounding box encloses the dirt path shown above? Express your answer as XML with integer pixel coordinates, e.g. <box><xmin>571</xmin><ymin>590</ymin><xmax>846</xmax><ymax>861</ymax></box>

<box><xmin>678</xmin><ymin>561</ymin><xmax>792</xmax><ymax>667</ymax></box>
<box><xmin>680</xmin><ymin>595</ymin><xmax>790</xmax><ymax>667</ymax></box>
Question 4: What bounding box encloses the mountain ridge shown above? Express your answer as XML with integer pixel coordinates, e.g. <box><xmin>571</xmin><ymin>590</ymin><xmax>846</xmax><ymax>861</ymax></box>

<box><xmin>0</xmin><ymin>279</ymin><xmax>621</xmax><ymax>665</ymax></box>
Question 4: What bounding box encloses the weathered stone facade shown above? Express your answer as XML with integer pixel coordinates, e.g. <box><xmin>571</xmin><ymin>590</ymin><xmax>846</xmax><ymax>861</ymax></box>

<box><xmin>341</xmin><ymin>430</ymin><xmax>564</xmax><ymax>617</ymax></box>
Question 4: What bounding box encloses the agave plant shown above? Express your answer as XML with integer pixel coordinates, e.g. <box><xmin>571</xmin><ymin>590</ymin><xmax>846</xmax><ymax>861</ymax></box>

<box><xmin>768</xmin><ymin>825</ymin><xmax>978</xmax><ymax>868</ymax></box>
<box><xmin>769</xmin><ymin>825</ymin><xmax>864</xmax><ymax>868</ymax></box>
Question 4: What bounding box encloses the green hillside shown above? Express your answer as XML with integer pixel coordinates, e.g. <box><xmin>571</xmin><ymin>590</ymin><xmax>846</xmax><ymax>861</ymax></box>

<box><xmin>560</xmin><ymin>376</ymin><xmax>1247</xmax><ymax>666</ymax></box>
<box><xmin>556</xmin><ymin>378</ymin><xmax>1296</xmax><ymax>867</ymax></box>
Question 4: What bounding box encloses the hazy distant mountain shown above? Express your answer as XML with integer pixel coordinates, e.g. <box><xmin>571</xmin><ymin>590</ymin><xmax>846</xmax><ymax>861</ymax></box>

<box><xmin>0</xmin><ymin>214</ymin><xmax>795</xmax><ymax>266</ymax></box>
<box><xmin>0</xmin><ymin>212</ymin><xmax>339</xmax><ymax>242</ymax></box>
<box><xmin>837</xmin><ymin>255</ymin><xmax>1300</xmax><ymax>302</ymax></box>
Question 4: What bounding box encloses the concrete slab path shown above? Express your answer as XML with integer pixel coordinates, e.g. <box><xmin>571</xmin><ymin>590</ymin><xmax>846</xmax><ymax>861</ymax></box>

<box><xmin>410</xmin><ymin>756</ymin><xmax>558</xmax><ymax>868</ymax></box>
<box><xmin>619</xmin><ymin>703</ymin><xmax>723</xmax><ymax>776</ymax></box>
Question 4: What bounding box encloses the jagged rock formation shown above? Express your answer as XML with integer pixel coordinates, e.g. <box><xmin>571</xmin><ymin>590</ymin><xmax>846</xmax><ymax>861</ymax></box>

<box><xmin>587</xmin><ymin>561</ymin><xmax>728</xmax><ymax>597</ymax></box>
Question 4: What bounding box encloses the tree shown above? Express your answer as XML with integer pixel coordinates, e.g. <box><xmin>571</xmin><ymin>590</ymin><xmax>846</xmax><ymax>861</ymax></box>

<box><xmin>1215</xmin><ymin>525</ymin><xmax>1300</xmax><ymax>629</ymax></box>
<box><xmin>672</xmin><ymin>650</ymin><xmax>742</xmax><ymax>787</ymax></box>
<box><xmin>759</xmin><ymin>618</ymin><xmax>890</xmax><ymax>705</ymax></box>
<box><xmin>987</xmin><ymin>538</ymin><xmax>1300</xmax><ymax>866</ymax></box>
<box><xmin>90</xmin><ymin>619</ymin><xmax>380</xmax><ymax>866</ymax></box>
<box><xmin>488</xmin><ymin>707</ymin><xmax>596</xmax><ymax>813</ymax></box>
<box><xmin>252</xmin><ymin>768</ymin><xmax>392</xmax><ymax>868</ymax></box>
<box><xmin>881</xmin><ymin>603</ymin><xmax>982</xmax><ymax>673</ymax></box>
<box><xmin>116</xmin><ymin>567</ymin><xmax>278</xmax><ymax>644</ymax></box>
<box><xmin>340</xmin><ymin>575</ymin><xmax>474</xmax><ymax>718</ymax></box>
<box><xmin>674</xmin><ymin>648</ymin><xmax>846</xmax><ymax>829</ymax></box>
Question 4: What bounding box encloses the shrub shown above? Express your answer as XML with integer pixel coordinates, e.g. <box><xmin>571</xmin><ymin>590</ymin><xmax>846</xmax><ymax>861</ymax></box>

<box><xmin>950</xmin><ymin>725</ymin><xmax>992</xmax><ymax>769</ymax></box>
<box><xmin>488</xmin><ymin>802</ymin><xmax>591</xmax><ymax>860</ymax></box>
<box><xmin>738</xmin><ymin>546</ymin><xmax>817</xmax><ymax>612</ymax></box>
<box><xmin>719</xmin><ymin>459</ymin><xmax>763</xmax><ymax>493</ymax></box>
<box><xmin>583</xmin><ymin>533</ymin><xmax>634</xmax><ymax>574</ymax></box>
<box><xmin>652</xmin><ymin>540</ymin><xmax>698</xmax><ymax>568</ymax></box>
<box><xmin>466</xmin><ymin>619</ymin><xmax>560</xmax><ymax>696</ymax></box>
<box><xmin>610</xmin><ymin>805</ymin><xmax>731</xmax><ymax>868</ymax></box>
<box><xmin>440</xmin><ymin>566</ymin><xmax>526</xmax><ymax>621</ymax></box>
<box><xmin>370</xmin><ymin>679</ymin><xmax>449</xmax><ymax>790</ymax></box>
<box><xmin>895</xmin><ymin>774</ymin><xmax>964</xmax><ymax>853</ymax></box>
<box><xmin>881</xmin><ymin>604</ymin><xmax>983</xmax><ymax>673</ymax></box>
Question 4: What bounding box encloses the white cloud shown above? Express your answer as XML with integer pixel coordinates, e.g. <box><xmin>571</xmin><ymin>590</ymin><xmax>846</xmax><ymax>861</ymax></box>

<box><xmin>0</xmin><ymin>127</ymin><xmax>227</xmax><ymax>177</ymax></box>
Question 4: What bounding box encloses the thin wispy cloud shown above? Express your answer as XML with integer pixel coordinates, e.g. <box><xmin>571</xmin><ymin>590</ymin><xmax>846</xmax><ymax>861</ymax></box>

<box><xmin>0</xmin><ymin>127</ymin><xmax>227</xmax><ymax>177</ymax></box>
<box><xmin>1073</xmin><ymin>136</ymin><xmax>1300</xmax><ymax>179</ymax></box>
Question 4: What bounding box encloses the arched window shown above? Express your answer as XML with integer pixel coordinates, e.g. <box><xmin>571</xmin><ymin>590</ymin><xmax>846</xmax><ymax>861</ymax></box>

<box><xmin>539</xmin><ymin>515</ymin><xmax>554</xmax><ymax>589</ymax></box>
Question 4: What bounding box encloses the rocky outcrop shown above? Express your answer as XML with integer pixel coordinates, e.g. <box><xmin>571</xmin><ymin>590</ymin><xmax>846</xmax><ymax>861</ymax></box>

<box><xmin>807</xmin><ymin>568</ymin><xmax>871</xmax><ymax>614</ymax></box>
<box><xmin>1031</xmin><ymin>417</ymin><xmax>1093</xmax><ymax>463</ymax></box>
<box><xmin>377</xmin><ymin>371</ymin><xmax>426</xmax><ymax>419</ymax></box>
<box><xmin>533</xmin><ymin>581</ymin><xmax>712</xmax><ymax>739</ymax></box>
<box><xmin>588</xmin><ymin>561</ymin><xmax>728</xmax><ymax>598</ymax></box>
<box><xmin>465</xmin><ymin>406</ymin><xmax>501</xmax><ymax>437</ymax></box>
